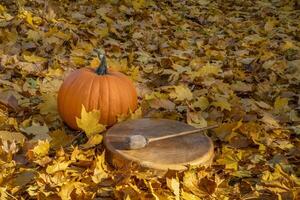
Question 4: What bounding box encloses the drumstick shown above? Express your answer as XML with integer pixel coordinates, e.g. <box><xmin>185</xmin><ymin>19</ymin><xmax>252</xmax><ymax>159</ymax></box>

<box><xmin>125</xmin><ymin>124</ymin><xmax>218</xmax><ymax>150</ymax></box>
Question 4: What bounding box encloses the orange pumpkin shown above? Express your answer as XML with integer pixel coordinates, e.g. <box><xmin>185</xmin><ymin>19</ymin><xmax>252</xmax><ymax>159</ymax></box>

<box><xmin>57</xmin><ymin>53</ymin><xmax>138</xmax><ymax>129</ymax></box>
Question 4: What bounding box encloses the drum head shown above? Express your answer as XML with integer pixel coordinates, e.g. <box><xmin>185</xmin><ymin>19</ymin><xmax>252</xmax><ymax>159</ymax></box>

<box><xmin>104</xmin><ymin>118</ymin><xmax>214</xmax><ymax>172</ymax></box>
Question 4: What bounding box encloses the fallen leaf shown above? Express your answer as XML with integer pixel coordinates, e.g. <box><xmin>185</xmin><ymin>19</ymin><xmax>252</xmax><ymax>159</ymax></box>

<box><xmin>264</xmin><ymin>18</ymin><xmax>277</xmax><ymax>32</ymax></box>
<box><xmin>211</xmin><ymin>100</ymin><xmax>231</xmax><ymax>111</ymax></box>
<box><xmin>0</xmin><ymin>131</ymin><xmax>26</xmax><ymax>143</ymax></box>
<box><xmin>81</xmin><ymin>134</ymin><xmax>103</xmax><ymax>149</ymax></box>
<box><xmin>76</xmin><ymin>105</ymin><xmax>106</xmax><ymax>137</ymax></box>
<box><xmin>193</xmin><ymin>63</ymin><xmax>222</xmax><ymax>78</ymax></box>
<box><xmin>131</xmin><ymin>0</ymin><xmax>146</xmax><ymax>10</ymax></box>
<box><xmin>38</xmin><ymin>93</ymin><xmax>58</xmax><ymax>115</ymax></box>
<box><xmin>92</xmin><ymin>152</ymin><xmax>108</xmax><ymax>184</ymax></box>
<box><xmin>129</xmin><ymin>107</ymin><xmax>142</xmax><ymax>120</ymax></box>
<box><xmin>198</xmin><ymin>177</ymin><xmax>217</xmax><ymax>195</ymax></box>
<box><xmin>260</xmin><ymin>112</ymin><xmax>280</xmax><ymax>129</ymax></box>
<box><xmin>192</xmin><ymin>96</ymin><xmax>209</xmax><ymax>110</ymax></box>
<box><xmin>166</xmin><ymin>177</ymin><xmax>180</xmax><ymax>200</ymax></box>
<box><xmin>181</xmin><ymin>190</ymin><xmax>201</xmax><ymax>200</ymax></box>
<box><xmin>148</xmin><ymin>98</ymin><xmax>175</xmax><ymax>110</ymax></box>
<box><xmin>46</xmin><ymin>160</ymin><xmax>71</xmax><ymax>174</ymax></box>
<box><xmin>0</xmin><ymin>93</ymin><xmax>19</xmax><ymax>110</ymax></box>
<box><xmin>274</xmin><ymin>96</ymin><xmax>289</xmax><ymax>114</ymax></box>
<box><xmin>23</xmin><ymin>53</ymin><xmax>47</xmax><ymax>63</ymax></box>
<box><xmin>169</xmin><ymin>85</ymin><xmax>193</xmax><ymax>101</ymax></box>
<box><xmin>231</xmin><ymin>81</ymin><xmax>253</xmax><ymax>92</ymax></box>
<box><xmin>20</xmin><ymin>122</ymin><xmax>50</xmax><ymax>141</ymax></box>
<box><xmin>10</xmin><ymin>170</ymin><xmax>36</xmax><ymax>189</ymax></box>
<box><xmin>58</xmin><ymin>182</ymin><xmax>87</xmax><ymax>200</ymax></box>
<box><xmin>187</xmin><ymin>110</ymin><xmax>207</xmax><ymax>128</ymax></box>
<box><xmin>32</xmin><ymin>140</ymin><xmax>50</xmax><ymax>157</ymax></box>
<box><xmin>49</xmin><ymin>129</ymin><xmax>74</xmax><ymax>149</ymax></box>
<box><xmin>183</xmin><ymin>170</ymin><xmax>206</xmax><ymax>197</ymax></box>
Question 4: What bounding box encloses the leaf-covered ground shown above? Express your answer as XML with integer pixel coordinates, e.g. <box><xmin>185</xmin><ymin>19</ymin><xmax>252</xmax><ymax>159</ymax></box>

<box><xmin>0</xmin><ymin>0</ymin><xmax>300</xmax><ymax>199</ymax></box>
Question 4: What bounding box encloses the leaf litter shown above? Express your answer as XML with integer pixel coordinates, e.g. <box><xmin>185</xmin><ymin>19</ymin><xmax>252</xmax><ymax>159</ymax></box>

<box><xmin>0</xmin><ymin>0</ymin><xmax>300</xmax><ymax>199</ymax></box>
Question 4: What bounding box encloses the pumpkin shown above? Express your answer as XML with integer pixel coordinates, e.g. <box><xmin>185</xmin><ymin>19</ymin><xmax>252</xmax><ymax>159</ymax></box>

<box><xmin>57</xmin><ymin>52</ymin><xmax>138</xmax><ymax>129</ymax></box>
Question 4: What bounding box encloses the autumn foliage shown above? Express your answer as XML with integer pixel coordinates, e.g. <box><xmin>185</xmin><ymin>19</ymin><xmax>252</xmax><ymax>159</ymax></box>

<box><xmin>0</xmin><ymin>0</ymin><xmax>300</xmax><ymax>199</ymax></box>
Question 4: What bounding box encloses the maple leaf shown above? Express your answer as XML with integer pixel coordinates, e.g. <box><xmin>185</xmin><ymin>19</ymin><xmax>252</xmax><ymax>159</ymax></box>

<box><xmin>117</xmin><ymin>107</ymin><xmax>142</xmax><ymax>122</ymax></box>
<box><xmin>38</xmin><ymin>93</ymin><xmax>58</xmax><ymax>115</ymax></box>
<box><xmin>0</xmin><ymin>131</ymin><xmax>26</xmax><ymax>144</ymax></box>
<box><xmin>274</xmin><ymin>96</ymin><xmax>289</xmax><ymax>114</ymax></box>
<box><xmin>187</xmin><ymin>110</ymin><xmax>207</xmax><ymax>128</ymax></box>
<box><xmin>169</xmin><ymin>85</ymin><xmax>193</xmax><ymax>101</ymax></box>
<box><xmin>58</xmin><ymin>182</ymin><xmax>86</xmax><ymax>200</ymax></box>
<box><xmin>211</xmin><ymin>100</ymin><xmax>231</xmax><ymax>111</ymax></box>
<box><xmin>0</xmin><ymin>187</ymin><xmax>9</xmax><ymax>199</ymax></box>
<box><xmin>32</xmin><ymin>140</ymin><xmax>50</xmax><ymax>157</ymax></box>
<box><xmin>192</xmin><ymin>63</ymin><xmax>222</xmax><ymax>78</ymax></box>
<box><xmin>216</xmin><ymin>147</ymin><xmax>243</xmax><ymax>171</ymax></box>
<box><xmin>46</xmin><ymin>160</ymin><xmax>71</xmax><ymax>174</ymax></box>
<box><xmin>183</xmin><ymin>170</ymin><xmax>206</xmax><ymax>197</ymax></box>
<box><xmin>76</xmin><ymin>105</ymin><xmax>106</xmax><ymax>137</ymax></box>
<box><xmin>81</xmin><ymin>134</ymin><xmax>103</xmax><ymax>149</ymax></box>
<box><xmin>20</xmin><ymin>122</ymin><xmax>51</xmax><ymax>142</ymax></box>
<box><xmin>23</xmin><ymin>53</ymin><xmax>47</xmax><ymax>63</ymax></box>
<box><xmin>131</xmin><ymin>0</ymin><xmax>146</xmax><ymax>10</ymax></box>
<box><xmin>49</xmin><ymin>129</ymin><xmax>74</xmax><ymax>149</ymax></box>
<box><xmin>167</xmin><ymin>177</ymin><xmax>180</xmax><ymax>200</ymax></box>
<box><xmin>92</xmin><ymin>152</ymin><xmax>108</xmax><ymax>184</ymax></box>
<box><xmin>129</xmin><ymin>107</ymin><xmax>142</xmax><ymax>120</ymax></box>
<box><xmin>181</xmin><ymin>190</ymin><xmax>201</xmax><ymax>200</ymax></box>
<box><xmin>192</xmin><ymin>96</ymin><xmax>209</xmax><ymax>110</ymax></box>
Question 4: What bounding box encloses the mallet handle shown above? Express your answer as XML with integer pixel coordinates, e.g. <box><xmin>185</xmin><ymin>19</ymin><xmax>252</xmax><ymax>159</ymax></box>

<box><xmin>148</xmin><ymin>124</ymin><xmax>218</xmax><ymax>143</ymax></box>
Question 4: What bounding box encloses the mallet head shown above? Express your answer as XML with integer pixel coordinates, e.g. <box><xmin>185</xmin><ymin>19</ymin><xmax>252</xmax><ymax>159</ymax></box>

<box><xmin>125</xmin><ymin>135</ymin><xmax>148</xmax><ymax>150</ymax></box>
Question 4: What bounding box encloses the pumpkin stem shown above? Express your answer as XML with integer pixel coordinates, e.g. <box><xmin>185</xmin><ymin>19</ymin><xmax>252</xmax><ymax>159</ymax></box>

<box><xmin>95</xmin><ymin>51</ymin><xmax>108</xmax><ymax>75</ymax></box>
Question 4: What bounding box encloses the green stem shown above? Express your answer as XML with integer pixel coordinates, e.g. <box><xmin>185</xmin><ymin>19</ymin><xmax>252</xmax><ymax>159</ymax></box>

<box><xmin>95</xmin><ymin>52</ymin><xmax>107</xmax><ymax>75</ymax></box>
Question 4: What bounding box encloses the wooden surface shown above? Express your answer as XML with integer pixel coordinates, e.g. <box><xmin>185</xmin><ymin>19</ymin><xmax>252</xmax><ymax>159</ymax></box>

<box><xmin>104</xmin><ymin>118</ymin><xmax>214</xmax><ymax>173</ymax></box>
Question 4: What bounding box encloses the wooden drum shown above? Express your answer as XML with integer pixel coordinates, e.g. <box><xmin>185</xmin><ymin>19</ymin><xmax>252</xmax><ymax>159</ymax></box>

<box><xmin>104</xmin><ymin>118</ymin><xmax>214</xmax><ymax>175</ymax></box>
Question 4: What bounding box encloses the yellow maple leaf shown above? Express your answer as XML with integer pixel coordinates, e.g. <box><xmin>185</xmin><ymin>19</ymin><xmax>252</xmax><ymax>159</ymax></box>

<box><xmin>166</xmin><ymin>177</ymin><xmax>180</xmax><ymax>200</ymax></box>
<box><xmin>107</xmin><ymin>58</ymin><xmax>128</xmax><ymax>72</ymax></box>
<box><xmin>274</xmin><ymin>96</ymin><xmax>289</xmax><ymax>114</ymax></box>
<box><xmin>0</xmin><ymin>187</ymin><xmax>9</xmax><ymax>199</ymax></box>
<box><xmin>117</xmin><ymin>107</ymin><xmax>142</xmax><ymax>122</ymax></box>
<box><xmin>58</xmin><ymin>182</ymin><xmax>86</xmax><ymax>200</ymax></box>
<box><xmin>49</xmin><ymin>129</ymin><xmax>74</xmax><ymax>149</ymax></box>
<box><xmin>194</xmin><ymin>63</ymin><xmax>222</xmax><ymax>77</ymax></box>
<box><xmin>23</xmin><ymin>53</ymin><xmax>47</xmax><ymax>63</ymax></box>
<box><xmin>0</xmin><ymin>131</ymin><xmax>26</xmax><ymax>144</ymax></box>
<box><xmin>18</xmin><ymin>10</ymin><xmax>34</xmax><ymax>26</ymax></box>
<box><xmin>32</xmin><ymin>140</ymin><xmax>50</xmax><ymax>157</ymax></box>
<box><xmin>192</xmin><ymin>96</ymin><xmax>209</xmax><ymax>110</ymax></box>
<box><xmin>46</xmin><ymin>160</ymin><xmax>71</xmax><ymax>174</ymax></box>
<box><xmin>169</xmin><ymin>85</ymin><xmax>193</xmax><ymax>101</ymax></box>
<box><xmin>129</xmin><ymin>66</ymin><xmax>141</xmax><ymax>81</ymax></box>
<box><xmin>38</xmin><ymin>93</ymin><xmax>58</xmax><ymax>115</ymax></box>
<box><xmin>187</xmin><ymin>111</ymin><xmax>207</xmax><ymax>128</ymax></box>
<box><xmin>211</xmin><ymin>100</ymin><xmax>231</xmax><ymax>111</ymax></box>
<box><xmin>181</xmin><ymin>190</ymin><xmax>201</xmax><ymax>200</ymax></box>
<box><xmin>76</xmin><ymin>105</ymin><xmax>106</xmax><ymax>137</ymax></box>
<box><xmin>130</xmin><ymin>107</ymin><xmax>142</xmax><ymax>120</ymax></box>
<box><xmin>216</xmin><ymin>147</ymin><xmax>243</xmax><ymax>171</ymax></box>
<box><xmin>46</xmin><ymin>68</ymin><xmax>63</xmax><ymax>77</ymax></box>
<box><xmin>132</xmin><ymin>0</ymin><xmax>145</xmax><ymax>10</ymax></box>
<box><xmin>81</xmin><ymin>134</ymin><xmax>103</xmax><ymax>149</ymax></box>
<box><xmin>281</xmin><ymin>40</ymin><xmax>296</xmax><ymax>51</ymax></box>
<box><xmin>92</xmin><ymin>152</ymin><xmax>108</xmax><ymax>184</ymax></box>
<box><xmin>58</xmin><ymin>182</ymin><xmax>75</xmax><ymax>200</ymax></box>
<box><xmin>183</xmin><ymin>170</ymin><xmax>206</xmax><ymax>197</ymax></box>
<box><xmin>264</xmin><ymin>18</ymin><xmax>277</xmax><ymax>32</ymax></box>
<box><xmin>125</xmin><ymin>195</ymin><xmax>131</xmax><ymax>200</ymax></box>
